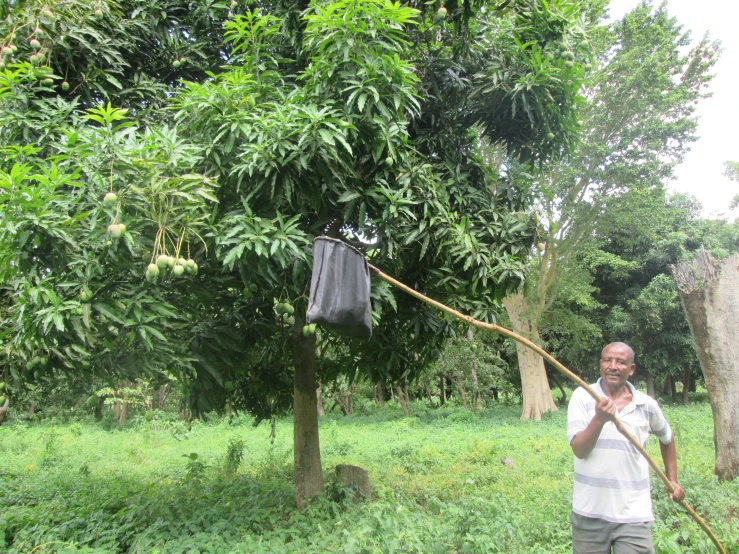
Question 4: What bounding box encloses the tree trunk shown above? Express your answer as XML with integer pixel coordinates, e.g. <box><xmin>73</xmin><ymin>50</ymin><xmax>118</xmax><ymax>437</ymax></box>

<box><xmin>550</xmin><ymin>371</ymin><xmax>567</xmax><ymax>406</ymax></box>
<box><xmin>645</xmin><ymin>372</ymin><xmax>656</xmax><ymax>399</ymax></box>
<box><xmin>335</xmin><ymin>389</ymin><xmax>350</xmax><ymax>416</ymax></box>
<box><xmin>94</xmin><ymin>398</ymin><xmax>103</xmax><ymax>421</ymax></box>
<box><xmin>155</xmin><ymin>385</ymin><xmax>168</xmax><ymax>410</ymax></box>
<box><xmin>682</xmin><ymin>367</ymin><xmax>691</xmax><ymax>406</ymax></box>
<box><xmin>396</xmin><ymin>385</ymin><xmax>408</xmax><ymax>416</ymax></box>
<box><xmin>293</xmin><ymin>314</ymin><xmax>324</xmax><ymax>507</ymax></box>
<box><xmin>403</xmin><ymin>382</ymin><xmax>409</xmax><ymax>407</ymax></box>
<box><xmin>349</xmin><ymin>383</ymin><xmax>355</xmax><ymax>415</ymax></box>
<box><xmin>672</xmin><ymin>248</ymin><xmax>739</xmax><ymax>480</ymax></box>
<box><xmin>670</xmin><ymin>376</ymin><xmax>677</xmax><ymax>403</ymax></box>
<box><xmin>503</xmin><ymin>291</ymin><xmax>558</xmax><ymax>420</ymax></box>
<box><xmin>0</xmin><ymin>396</ymin><xmax>9</xmax><ymax>425</ymax></box>
<box><xmin>470</xmin><ymin>369</ymin><xmax>481</xmax><ymax>411</ymax></box>
<box><xmin>376</xmin><ymin>384</ymin><xmax>385</xmax><ymax>407</ymax></box>
<box><xmin>316</xmin><ymin>384</ymin><xmax>325</xmax><ymax>416</ymax></box>
<box><xmin>439</xmin><ymin>376</ymin><xmax>445</xmax><ymax>406</ymax></box>
<box><xmin>28</xmin><ymin>401</ymin><xmax>35</xmax><ymax>416</ymax></box>
<box><xmin>467</xmin><ymin>327</ymin><xmax>481</xmax><ymax>410</ymax></box>
<box><xmin>425</xmin><ymin>385</ymin><xmax>435</xmax><ymax>407</ymax></box>
<box><xmin>113</xmin><ymin>400</ymin><xmax>121</xmax><ymax>420</ymax></box>
<box><xmin>450</xmin><ymin>375</ymin><xmax>468</xmax><ymax>411</ymax></box>
<box><xmin>118</xmin><ymin>401</ymin><xmax>129</xmax><ymax>426</ymax></box>
<box><xmin>662</xmin><ymin>375</ymin><xmax>672</xmax><ymax>397</ymax></box>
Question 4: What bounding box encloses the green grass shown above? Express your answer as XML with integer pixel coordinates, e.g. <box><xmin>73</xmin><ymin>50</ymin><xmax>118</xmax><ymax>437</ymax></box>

<box><xmin>0</xmin><ymin>397</ymin><xmax>737</xmax><ymax>553</ymax></box>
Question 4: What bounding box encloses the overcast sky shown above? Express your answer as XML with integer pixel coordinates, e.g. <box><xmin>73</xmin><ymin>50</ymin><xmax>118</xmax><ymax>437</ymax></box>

<box><xmin>607</xmin><ymin>0</ymin><xmax>738</xmax><ymax>219</ymax></box>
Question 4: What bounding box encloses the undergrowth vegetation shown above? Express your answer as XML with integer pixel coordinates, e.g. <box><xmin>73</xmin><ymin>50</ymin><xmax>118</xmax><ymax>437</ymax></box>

<box><xmin>1</xmin><ymin>398</ymin><xmax>737</xmax><ymax>553</ymax></box>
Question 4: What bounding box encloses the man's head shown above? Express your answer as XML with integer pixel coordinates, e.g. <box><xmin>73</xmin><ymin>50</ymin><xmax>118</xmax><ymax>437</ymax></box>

<box><xmin>600</xmin><ymin>342</ymin><xmax>636</xmax><ymax>389</ymax></box>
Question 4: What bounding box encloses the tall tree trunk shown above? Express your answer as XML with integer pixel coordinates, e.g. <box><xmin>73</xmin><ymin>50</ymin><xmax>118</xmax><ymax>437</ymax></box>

<box><xmin>645</xmin><ymin>371</ymin><xmax>656</xmax><ymax>399</ymax></box>
<box><xmin>662</xmin><ymin>375</ymin><xmax>673</xmax><ymax>397</ymax></box>
<box><xmin>335</xmin><ymin>392</ymin><xmax>350</xmax><ymax>416</ymax></box>
<box><xmin>503</xmin><ymin>291</ymin><xmax>558</xmax><ymax>420</ymax></box>
<box><xmin>293</xmin><ymin>314</ymin><xmax>324</xmax><ymax>507</ymax></box>
<box><xmin>550</xmin><ymin>371</ymin><xmax>568</xmax><ymax>406</ymax></box>
<box><xmin>316</xmin><ymin>384</ymin><xmax>325</xmax><ymax>416</ymax></box>
<box><xmin>672</xmin><ymin>248</ymin><xmax>739</xmax><ymax>480</ymax></box>
<box><xmin>28</xmin><ymin>401</ymin><xmax>35</xmax><ymax>416</ymax></box>
<box><xmin>470</xmin><ymin>369</ymin><xmax>481</xmax><ymax>411</ymax></box>
<box><xmin>396</xmin><ymin>385</ymin><xmax>408</xmax><ymax>416</ymax></box>
<box><xmin>349</xmin><ymin>383</ymin><xmax>355</xmax><ymax>415</ymax></box>
<box><xmin>118</xmin><ymin>380</ymin><xmax>131</xmax><ymax>426</ymax></box>
<box><xmin>155</xmin><ymin>386</ymin><xmax>168</xmax><ymax>410</ymax></box>
<box><xmin>376</xmin><ymin>384</ymin><xmax>385</xmax><ymax>407</ymax></box>
<box><xmin>467</xmin><ymin>327</ymin><xmax>481</xmax><ymax>410</ymax></box>
<box><xmin>450</xmin><ymin>375</ymin><xmax>468</xmax><ymax>411</ymax></box>
<box><xmin>425</xmin><ymin>385</ymin><xmax>435</xmax><ymax>407</ymax></box>
<box><xmin>0</xmin><ymin>396</ymin><xmax>9</xmax><ymax>425</ymax></box>
<box><xmin>439</xmin><ymin>376</ymin><xmax>445</xmax><ymax>406</ymax></box>
<box><xmin>118</xmin><ymin>401</ymin><xmax>129</xmax><ymax>426</ymax></box>
<box><xmin>403</xmin><ymin>382</ymin><xmax>409</xmax><ymax>407</ymax></box>
<box><xmin>670</xmin><ymin>376</ymin><xmax>678</xmax><ymax>404</ymax></box>
<box><xmin>682</xmin><ymin>367</ymin><xmax>691</xmax><ymax>406</ymax></box>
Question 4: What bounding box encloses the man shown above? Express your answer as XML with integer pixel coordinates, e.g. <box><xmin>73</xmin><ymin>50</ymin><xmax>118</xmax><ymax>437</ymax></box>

<box><xmin>567</xmin><ymin>342</ymin><xmax>685</xmax><ymax>554</ymax></box>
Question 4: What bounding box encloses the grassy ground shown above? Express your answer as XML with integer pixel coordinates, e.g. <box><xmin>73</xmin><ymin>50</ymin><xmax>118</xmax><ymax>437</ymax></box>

<box><xmin>0</xmin><ymin>395</ymin><xmax>737</xmax><ymax>553</ymax></box>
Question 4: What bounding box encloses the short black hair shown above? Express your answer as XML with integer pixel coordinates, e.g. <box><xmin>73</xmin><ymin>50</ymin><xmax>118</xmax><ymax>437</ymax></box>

<box><xmin>601</xmin><ymin>342</ymin><xmax>635</xmax><ymax>364</ymax></box>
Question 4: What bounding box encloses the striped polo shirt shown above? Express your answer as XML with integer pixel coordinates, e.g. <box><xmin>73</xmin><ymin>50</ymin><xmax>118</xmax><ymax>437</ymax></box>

<box><xmin>567</xmin><ymin>379</ymin><xmax>673</xmax><ymax>523</ymax></box>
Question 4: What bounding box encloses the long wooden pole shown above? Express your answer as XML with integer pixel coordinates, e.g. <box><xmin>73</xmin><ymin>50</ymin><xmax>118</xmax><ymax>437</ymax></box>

<box><xmin>367</xmin><ymin>263</ymin><xmax>727</xmax><ymax>554</ymax></box>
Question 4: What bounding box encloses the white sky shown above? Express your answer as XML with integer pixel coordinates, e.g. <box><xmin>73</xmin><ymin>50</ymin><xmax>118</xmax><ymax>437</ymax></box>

<box><xmin>607</xmin><ymin>0</ymin><xmax>739</xmax><ymax>219</ymax></box>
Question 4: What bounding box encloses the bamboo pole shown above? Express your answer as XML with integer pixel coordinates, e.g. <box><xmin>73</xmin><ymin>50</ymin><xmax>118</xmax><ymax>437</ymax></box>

<box><xmin>367</xmin><ymin>263</ymin><xmax>727</xmax><ymax>554</ymax></box>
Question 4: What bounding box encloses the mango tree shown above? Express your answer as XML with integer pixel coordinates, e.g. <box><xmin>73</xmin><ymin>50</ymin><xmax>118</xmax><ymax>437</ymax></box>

<box><xmin>1</xmin><ymin>0</ymin><xmax>589</xmax><ymax>506</ymax></box>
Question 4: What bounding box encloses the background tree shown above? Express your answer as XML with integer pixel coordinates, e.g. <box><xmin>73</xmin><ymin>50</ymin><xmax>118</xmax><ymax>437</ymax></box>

<box><xmin>502</xmin><ymin>2</ymin><xmax>719</xmax><ymax>419</ymax></box>
<box><xmin>590</xmin><ymin>190</ymin><xmax>702</xmax><ymax>400</ymax></box>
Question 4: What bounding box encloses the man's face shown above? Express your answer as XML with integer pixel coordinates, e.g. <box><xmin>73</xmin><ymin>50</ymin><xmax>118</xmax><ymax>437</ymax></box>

<box><xmin>600</xmin><ymin>344</ymin><xmax>635</xmax><ymax>388</ymax></box>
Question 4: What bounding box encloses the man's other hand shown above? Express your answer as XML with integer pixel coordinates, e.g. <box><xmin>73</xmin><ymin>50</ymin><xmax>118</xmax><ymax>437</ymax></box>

<box><xmin>594</xmin><ymin>397</ymin><xmax>616</xmax><ymax>423</ymax></box>
<box><xmin>666</xmin><ymin>481</ymin><xmax>685</xmax><ymax>502</ymax></box>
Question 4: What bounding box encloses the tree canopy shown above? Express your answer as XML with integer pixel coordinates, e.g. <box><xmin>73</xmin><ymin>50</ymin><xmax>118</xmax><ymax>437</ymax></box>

<box><xmin>2</xmin><ymin>0</ymin><xmax>595</xmax><ymax>503</ymax></box>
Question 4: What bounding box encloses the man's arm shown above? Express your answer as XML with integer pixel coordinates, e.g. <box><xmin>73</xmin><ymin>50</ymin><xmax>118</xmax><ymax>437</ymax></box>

<box><xmin>570</xmin><ymin>397</ymin><xmax>615</xmax><ymax>459</ymax></box>
<box><xmin>659</xmin><ymin>439</ymin><xmax>685</xmax><ymax>502</ymax></box>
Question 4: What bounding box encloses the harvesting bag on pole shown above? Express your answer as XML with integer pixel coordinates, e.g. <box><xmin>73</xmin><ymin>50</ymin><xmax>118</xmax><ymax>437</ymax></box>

<box><xmin>307</xmin><ymin>237</ymin><xmax>372</xmax><ymax>340</ymax></box>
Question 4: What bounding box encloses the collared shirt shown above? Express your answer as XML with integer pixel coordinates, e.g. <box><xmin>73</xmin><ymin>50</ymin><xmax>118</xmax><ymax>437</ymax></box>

<box><xmin>567</xmin><ymin>379</ymin><xmax>673</xmax><ymax>523</ymax></box>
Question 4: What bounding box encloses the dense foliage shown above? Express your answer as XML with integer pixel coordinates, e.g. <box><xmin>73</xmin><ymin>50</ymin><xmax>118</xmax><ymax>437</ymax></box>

<box><xmin>1</xmin><ymin>0</ymin><xmax>593</xmax><ymax>423</ymax></box>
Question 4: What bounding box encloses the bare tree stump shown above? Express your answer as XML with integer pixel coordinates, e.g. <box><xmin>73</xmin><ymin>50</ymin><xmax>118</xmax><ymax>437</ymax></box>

<box><xmin>335</xmin><ymin>464</ymin><xmax>371</xmax><ymax>503</ymax></box>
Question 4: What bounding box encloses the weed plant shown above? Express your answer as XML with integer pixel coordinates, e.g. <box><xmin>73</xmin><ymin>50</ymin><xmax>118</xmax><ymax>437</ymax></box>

<box><xmin>0</xmin><ymin>396</ymin><xmax>737</xmax><ymax>553</ymax></box>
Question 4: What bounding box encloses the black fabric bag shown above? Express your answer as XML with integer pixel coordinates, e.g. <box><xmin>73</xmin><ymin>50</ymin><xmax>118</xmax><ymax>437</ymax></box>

<box><xmin>307</xmin><ymin>237</ymin><xmax>372</xmax><ymax>340</ymax></box>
